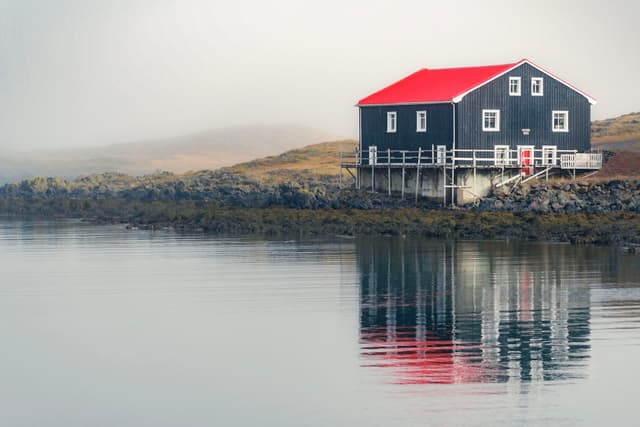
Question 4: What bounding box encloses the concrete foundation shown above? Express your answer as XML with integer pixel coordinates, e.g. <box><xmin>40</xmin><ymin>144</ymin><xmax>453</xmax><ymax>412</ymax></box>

<box><xmin>358</xmin><ymin>167</ymin><xmax>521</xmax><ymax>205</ymax></box>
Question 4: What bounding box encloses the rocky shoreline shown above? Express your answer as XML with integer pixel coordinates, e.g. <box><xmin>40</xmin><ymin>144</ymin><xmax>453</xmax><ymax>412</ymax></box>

<box><xmin>475</xmin><ymin>179</ymin><xmax>640</xmax><ymax>213</ymax></box>
<box><xmin>1</xmin><ymin>172</ymin><xmax>639</xmax><ymax>247</ymax></box>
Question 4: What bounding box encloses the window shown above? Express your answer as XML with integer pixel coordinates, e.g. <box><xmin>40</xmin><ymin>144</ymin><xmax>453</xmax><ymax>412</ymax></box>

<box><xmin>494</xmin><ymin>145</ymin><xmax>510</xmax><ymax>165</ymax></box>
<box><xmin>416</xmin><ymin>111</ymin><xmax>427</xmax><ymax>132</ymax></box>
<box><xmin>542</xmin><ymin>145</ymin><xmax>557</xmax><ymax>165</ymax></box>
<box><xmin>482</xmin><ymin>109</ymin><xmax>500</xmax><ymax>131</ymax></box>
<box><xmin>509</xmin><ymin>77</ymin><xmax>521</xmax><ymax>96</ymax></box>
<box><xmin>552</xmin><ymin>110</ymin><xmax>568</xmax><ymax>132</ymax></box>
<box><xmin>531</xmin><ymin>77</ymin><xmax>544</xmax><ymax>96</ymax></box>
<box><xmin>386</xmin><ymin>112</ymin><xmax>397</xmax><ymax>133</ymax></box>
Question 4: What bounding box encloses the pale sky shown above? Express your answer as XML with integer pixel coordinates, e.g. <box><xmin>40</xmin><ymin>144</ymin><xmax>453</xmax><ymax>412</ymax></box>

<box><xmin>1</xmin><ymin>0</ymin><xmax>638</xmax><ymax>149</ymax></box>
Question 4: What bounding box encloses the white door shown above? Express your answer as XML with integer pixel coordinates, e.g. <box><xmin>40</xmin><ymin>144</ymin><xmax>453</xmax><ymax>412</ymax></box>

<box><xmin>369</xmin><ymin>146</ymin><xmax>377</xmax><ymax>165</ymax></box>
<box><xmin>542</xmin><ymin>146</ymin><xmax>557</xmax><ymax>166</ymax></box>
<box><xmin>436</xmin><ymin>145</ymin><xmax>447</xmax><ymax>164</ymax></box>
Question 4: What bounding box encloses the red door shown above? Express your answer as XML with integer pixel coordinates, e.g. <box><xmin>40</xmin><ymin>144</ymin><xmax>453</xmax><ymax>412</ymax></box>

<box><xmin>520</xmin><ymin>148</ymin><xmax>533</xmax><ymax>176</ymax></box>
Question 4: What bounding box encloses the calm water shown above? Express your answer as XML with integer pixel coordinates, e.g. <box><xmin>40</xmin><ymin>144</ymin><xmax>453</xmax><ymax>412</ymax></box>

<box><xmin>1</xmin><ymin>221</ymin><xmax>639</xmax><ymax>426</ymax></box>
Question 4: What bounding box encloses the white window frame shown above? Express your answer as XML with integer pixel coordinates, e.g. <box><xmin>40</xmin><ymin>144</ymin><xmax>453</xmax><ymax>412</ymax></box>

<box><xmin>494</xmin><ymin>145</ymin><xmax>510</xmax><ymax>166</ymax></box>
<box><xmin>482</xmin><ymin>109</ymin><xmax>500</xmax><ymax>132</ymax></box>
<box><xmin>552</xmin><ymin>110</ymin><xmax>569</xmax><ymax>132</ymax></box>
<box><xmin>542</xmin><ymin>145</ymin><xmax>557</xmax><ymax>166</ymax></box>
<box><xmin>509</xmin><ymin>77</ymin><xmax>521</xmax><ymax>96</ymax></box>
<box><xmin>386</xmin><ymin>111</ymin><xmax>397</xmax><ymax>133</ymax></box>
<box><xmin>416</xmin><ymin>111</ymin><xmax>427</xmax><ymax>132</ymax></box>
<box><xmin>531</xmin><ymin>77</ymin><xmax>544</xmax><ymax>96</ymax></box>
<box><xmin>368</xmin><ymin>145</ymin><xmax>377</xmax><ymax>165</ymax></box>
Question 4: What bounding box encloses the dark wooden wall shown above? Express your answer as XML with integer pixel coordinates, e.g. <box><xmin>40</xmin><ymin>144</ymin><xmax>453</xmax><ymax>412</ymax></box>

<box><xmin>359</xmin><ymin>103</ymin><xmax>453</xmax><ymax>159</ymax></box>
<box><xmin>456</xmin><ymin>62</ymin><xmax>591</xmax><ymax>152</ymax></box>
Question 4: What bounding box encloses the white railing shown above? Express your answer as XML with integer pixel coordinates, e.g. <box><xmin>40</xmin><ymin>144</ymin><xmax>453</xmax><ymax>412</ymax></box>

<box><xmin>560</xmin><ymin>153</ymin><xmax>602</xmax><ymax>170</ymax></box>
<box><xmin>340</xmin><ymin>146</ymin><xmax>602</xmax><ymax>169</ymax></box>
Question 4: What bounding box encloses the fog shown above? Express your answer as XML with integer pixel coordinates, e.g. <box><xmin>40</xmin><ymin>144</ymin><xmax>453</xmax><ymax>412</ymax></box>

<box><xmin>0</xmin><ymin>0</ymin><xmax>638</xmax><ymax>150</ymax></box>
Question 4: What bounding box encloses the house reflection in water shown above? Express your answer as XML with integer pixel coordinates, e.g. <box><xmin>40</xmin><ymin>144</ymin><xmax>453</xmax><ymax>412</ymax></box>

<box><xmin>358</xmin><ymin>239</ymin><xmax>591</xmax><ymax>384</ymax></box>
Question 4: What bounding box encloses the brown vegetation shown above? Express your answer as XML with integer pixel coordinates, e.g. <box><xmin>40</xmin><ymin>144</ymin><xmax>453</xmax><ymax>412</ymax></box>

<box><xmin>223</xmin><ymin>139</ymin><xmax>357</xmax><ymax>185</ymax></box>
<box><xmin>591</xmin><ymin>112</ymin><xmax>640</xmax><ymax>149</ymax></box>
<box><xmin>591</xmin><ymin>151</ymin><xmax>640</xmax><ymax>179</ymax></box>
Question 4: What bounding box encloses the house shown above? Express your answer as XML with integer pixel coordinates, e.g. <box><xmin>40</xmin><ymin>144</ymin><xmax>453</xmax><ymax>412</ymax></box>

<box><xmin>341</xmin><ymin>59</ymin><xmax>601</xmax><ymax>204</ymax></box>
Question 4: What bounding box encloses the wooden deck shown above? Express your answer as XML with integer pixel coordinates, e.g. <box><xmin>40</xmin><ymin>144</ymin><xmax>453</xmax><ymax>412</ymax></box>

<box><xmin>339</xmin><ymin>147</ymin><xmax>603</xmax><ymax>204</ymax></box>
<box><xmin>340</xmin><ymin>147</ymin><xmax>602</xmax><ymax>170</ymax></box>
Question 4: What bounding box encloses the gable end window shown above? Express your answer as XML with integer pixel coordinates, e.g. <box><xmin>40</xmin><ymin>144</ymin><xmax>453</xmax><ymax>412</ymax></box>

<box><xmin>386</xmin><ymin>112</ymin><xmax>397</xmax><ymax>133</ymax></box>
<box><xmin>482</xmin><ymin>109</ymin><xmax>500</xmax><ymax>132</ymax></box>
<box><xmin>416</xmin><ymin>111</ymin><xmax>427</xmax><ymax>132</ymax></box>
<box><xmin>552</xmin><ymin>110</ymin><xmax>568</xmax><ymax>132</ymax></box>
<box><xmin>531</xmin><ymin>77</ymin><xmax>544</xmax><ymax>96</ymax></box>
<box><xmin>509</xmin><ymin>77</ymin><xmax>521</xmax><ymax>96</ymax></box>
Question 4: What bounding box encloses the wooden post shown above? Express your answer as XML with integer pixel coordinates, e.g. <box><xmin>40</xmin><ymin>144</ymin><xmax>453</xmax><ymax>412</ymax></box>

<box><xmin>371</xmin><ymin>164</ymin><xmax>375</xmax><ymax>192</ymax></box>
<box><xmin>401</xmin><ymin>151</ymin><xmax>406</xmax><ymax>200</ymax></box>
<box><xmin>451</xmin><ymin>149</ymin><xmax>456</xmax><ymax>207</ymax></box>
<box><xmin>473</xmin><ymin>150</ymin><xmax>477</xmax><ymax>193</ymax></box>
<box><xmin>443</xmin><ymin>162</ymin><xmax>446</xmax><ymax>206</ymax></box>
<box><xmin>356</xmin><ymin>150</ymin><xmax>360</xmax><ymax>190</ymax></box>
<box><xmin>388</xmin><ymin>149</ymin><xmax>391</xmax><ymax>195</ymax></box>
<box><xmin>415</xmin><ymin>147</ymin><xmax>422</xmax><ymax>204</ymax></box>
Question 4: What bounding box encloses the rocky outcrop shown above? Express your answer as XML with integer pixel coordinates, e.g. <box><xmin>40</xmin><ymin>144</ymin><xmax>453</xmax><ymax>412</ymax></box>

<box><xmin>475</xmin><ymin>180</ymin><xmax>640</xmax><ymax>213</ymax></box>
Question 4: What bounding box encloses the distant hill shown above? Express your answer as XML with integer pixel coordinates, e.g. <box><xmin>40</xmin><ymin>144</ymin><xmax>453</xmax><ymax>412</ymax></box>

<box><xmin>224</xmin><ymin>140</ymin><xmax>357</xmax><ymax>185</ymax></box>
<box><xmin>0</xmin><ymin>125</ymin><xmax>340</xmax><ymax>184</ymax></box>
<box><xmin>592</xmin><ymin>112</ymin><xmax>640</xmax><ymax>151</ymax></box>
<box><xmin>2</xmin><ymin>112</ymin><xmax>639</xmax><ymax>185</ymax></box>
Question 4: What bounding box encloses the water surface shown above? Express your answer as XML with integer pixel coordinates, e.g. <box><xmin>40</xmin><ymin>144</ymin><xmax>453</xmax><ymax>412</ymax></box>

<box><xmin>0</xmin><ymin>221</ymin><xmax>639</xmax><ymax>426</ymax></box>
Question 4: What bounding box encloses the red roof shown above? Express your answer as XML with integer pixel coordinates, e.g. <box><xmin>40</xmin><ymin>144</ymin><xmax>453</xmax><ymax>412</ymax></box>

<box><xmin>357</xmin><ymin>59</ymin><xmax>597</xmax><ymax>106</ymax></box>
<box><xmin>358</xmin><ymin>62</ymin><xmax>516</xmax><ymax>105</ymax></box>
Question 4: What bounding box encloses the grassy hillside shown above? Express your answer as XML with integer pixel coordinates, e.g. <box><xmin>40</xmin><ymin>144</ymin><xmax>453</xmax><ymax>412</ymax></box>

<box><xmin>224</xmin><ymin>140</ymin><xmax>357</xmax><ymax>184</ymax></box>
<box><xmin>0</xmin><ymin>140</ymin><xmax>361</xmax><ymax>207</ymax></box>
<box><xmin>592</xmin><ymin>112</ymin><xmax>640</xmax><ymax>150</ymax></box>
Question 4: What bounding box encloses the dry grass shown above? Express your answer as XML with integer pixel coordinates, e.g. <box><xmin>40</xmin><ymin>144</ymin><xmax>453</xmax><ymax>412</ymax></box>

<box><xmin>591</xmin><ymin>112</ymin><xmax>640</xmax><ymax>144</ymax></box>
<box><xmin>589</xmin><ymin>151</ymin><xmax>640</xmax><ymax>180</ymax></box>
<box><xmin>222</xmin><ymin>139</ymin><xmax>357</xmax><ymax>184</ymax></box>
<box><xmin>545</xmin><ymin>151</ymin><xmax>640</xmax><ymax>183</ymax></box>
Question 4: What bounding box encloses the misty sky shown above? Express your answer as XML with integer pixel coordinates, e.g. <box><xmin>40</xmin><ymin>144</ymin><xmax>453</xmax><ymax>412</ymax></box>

<box><xmin>1</xmin><ymin>0</ymin><xmax>638</xmax><ymax>150</ymax></box>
